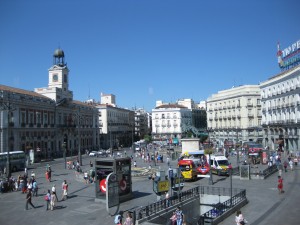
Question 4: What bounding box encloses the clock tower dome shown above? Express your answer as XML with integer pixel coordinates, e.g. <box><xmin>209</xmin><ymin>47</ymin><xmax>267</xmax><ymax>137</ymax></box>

<box><xmin>35</xmin><ymin>48</ymin><xmax>73</xmax><ymax>102</ymax></box>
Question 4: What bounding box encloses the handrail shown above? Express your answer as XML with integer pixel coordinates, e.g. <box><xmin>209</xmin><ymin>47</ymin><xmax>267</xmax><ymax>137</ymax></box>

<box><xmin>201</xmin><ymin>189</ymin><xmax>247</xmax><ymax>219</ymax></box>
<box><xmin>136</xmin><ymin>186</ymin><xmax>200</xmax><ymax>220</ymax></box>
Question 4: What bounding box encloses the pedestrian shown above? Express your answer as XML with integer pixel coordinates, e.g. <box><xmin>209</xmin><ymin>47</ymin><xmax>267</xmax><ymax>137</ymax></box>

<box><xmin>61</xmin><ymin>180</ymin><xmax>68</xmax><ymax>201</ymax></box>
<box><xmin>133</xmin><ymin>161</ymin><xmax>137</xmax><ymax>167</ymax></box>
<box><xmin>25</xmin><ymin>189</ymin><xmax>35</xmax><ymax>210</ymax></box>
<box><xmin>52</xmin><ymin>184</ymin><xmax>58</xmax><ymax>202</ymax></box>
<box><xmin>167</xmin><ymin>156</ymin><xmax>170</xmax><ymax>166</ymax></box>
<box><xmin>278</xmin><ymin>176</ymin><xmax>283</xmax><ymax>194</ymax></box>
<box><xmin>123</xmin><ymin>212</ymin><xmax>133</xmax><ymax>225</ymax></box>
<box><xmin>165</xmin><ymin>191</ymin><xmax>170</xmax><ymax>207</ymax></box>
<box><xmin>289</xmin><ymin>160</ymin><xmax>293</xmax><ymax>171</ymax></box>
<box><xmin>84</xmin><ymin>171</ymin><xmax>89</xmax><ymax>184</ymax></box>
<box><xmin>114</xmin><ymin>211</ymin><xmax>123</xmax><ymax>225</ymax></box>
<box><xmin>50</xmin><ymin>191</ymin><xmax>56</xmax><ymax>210</ymax></box>
<box><xmin>235</xmin><ymin>210</ymin><xmax>247</xmax><ymax>225</ymax></box>
<box><xmin>45</xmin><ymin>189</ymin><xmax>51</xmax><ymax>210</ymax></box>
<box><xmin>294</xmin><ymin>157</ymin><xmax>298</xmax><ymax>166</ymax></box>
<box><xmin>284</xmin><ymin>161</ymin><xmax>288</xmax><ymax>172</ymax></box>
<box><xmin>48</xmin><ymin>166</ymin><xmax>52</xmax><ymax>182</ymax></box>
<box><xmin>32</xmin><ymin>180</ymin><xmax>38</xmax><ymax>197</ymax></box>
<box><xmin>90</xmin><ymin>160</ymin><xmax>93</xmax><ymax>167</ymax></box>
<box><xmin>170</xmin><ymin>211</ymin><xmax>177</xmax><ymax>225</ymax></box>
<box><xmin>175</xmin><ymin>206</ymin><xmax>184</xmax><ymax>225</ymax></box>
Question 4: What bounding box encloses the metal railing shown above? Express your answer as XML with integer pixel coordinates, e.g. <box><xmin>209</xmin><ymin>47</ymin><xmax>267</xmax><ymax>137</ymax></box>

<box><xmin>136</xmin><ymin>186</ymin><xmax>200</xmax><ymax>220</ymax></box>
<box><xmin>200</xmin><ymin>189</ymin><xmax>247</xmax><ymax>222</ymax></box>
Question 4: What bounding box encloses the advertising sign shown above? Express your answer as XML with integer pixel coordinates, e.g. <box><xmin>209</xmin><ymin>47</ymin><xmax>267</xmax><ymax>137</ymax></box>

<box><xmin>157</xmin><ymin>180</ymin><xmax>169</xmax><ymax>192</ymax></box>
<box><xmin>277</xmin><ymin>40</ymin><xmax>300</xmax><ymax>70</ymax></box>
<box><xmin>106</xmin><ymin>173</ymin><xmax>119</xmax><ymax>208</ymax></box>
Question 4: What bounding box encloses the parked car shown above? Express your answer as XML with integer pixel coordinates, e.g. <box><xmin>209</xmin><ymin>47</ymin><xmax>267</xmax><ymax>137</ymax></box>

<box><xmin>89</xmin><ymin>151</ymin><xmax>98</xmax><ymax>157</ymax></box>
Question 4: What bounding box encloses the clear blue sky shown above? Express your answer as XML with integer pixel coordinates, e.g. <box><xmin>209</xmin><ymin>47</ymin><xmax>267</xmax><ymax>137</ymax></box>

<box><xmin>1</xmin><ymin>0</ymin><xmax>300</xmax><ymax>112</ymax></box>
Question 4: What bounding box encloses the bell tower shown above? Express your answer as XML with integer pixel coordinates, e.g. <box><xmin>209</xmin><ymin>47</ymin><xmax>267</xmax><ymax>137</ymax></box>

<box><xmin>35</xmin><ymin>48</ymin><xmax>73</xmax><ymax>102</ymax></box>
<box><xmin>47</xmin><ymin>48</ymin><xmax>73</xmax><ymax>101</ymax></box>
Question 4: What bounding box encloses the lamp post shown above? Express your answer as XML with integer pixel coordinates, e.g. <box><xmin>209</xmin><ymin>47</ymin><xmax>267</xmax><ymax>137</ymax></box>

<box><xmin>230</xmin><ymin>167</ymin><xmax>233</xmax><ymax>207</ymax></box>
<box><xmin>74</xmin><ymin>110</ymin><xmax>82</xmax><ymax>166</ymax></box>
<box><xmin>77</xmin><ymin>114</ymin><xmax>82</xmax><ymax>166</ymax></box>
<box><xmin>62</xmin><ymin>141</ymin><xmax>67</xmax><ymax>169</ymax></box>
<box><xmin>0</xmin><ymin>91</ymin><xmax>15</xmax><ymax>178</ymax></box>
<box><xmin>236</xmin><ymin>128</ymin><xmax>240</xmax><ymax>165</ymax></box>
<box><xmin>205</xmin><ymin>148</ymin><xmax>214</xmax><ymax>185</ymax></box>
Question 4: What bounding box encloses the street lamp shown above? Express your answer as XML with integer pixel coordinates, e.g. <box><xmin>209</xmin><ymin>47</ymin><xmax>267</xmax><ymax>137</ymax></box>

<box><xmin>205</xmin><ymin>148</ymin><xmax>214</xmax><ymax>185</ymax></box>
<box><xmin>73</xmin><ymin>109</ymin><xmax>83</xmax><ymax>166</ymax></box>
<box><xmin>62</xmin><ymin>136</ymin><xmax>67</xmax><ymax>169</ymax></box>
<box><xmin>235</xmin><ymin>128</ymin><xmax>240</xmax><ymax>165</ymax></box>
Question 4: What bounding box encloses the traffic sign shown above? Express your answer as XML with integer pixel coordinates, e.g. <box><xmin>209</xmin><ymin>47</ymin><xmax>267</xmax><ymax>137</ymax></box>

<box><xmin>100</xmin><ymin>179</ymin><xmax>106</xmax><ymax>193</ymax></box>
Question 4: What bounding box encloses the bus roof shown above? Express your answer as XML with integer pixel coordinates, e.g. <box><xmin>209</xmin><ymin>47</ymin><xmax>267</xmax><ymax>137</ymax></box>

<box><xmin>0</xmin><ymin>151</ymin><xmax>25</xmax><ymax>155</ymax></box>
<box><xmin>182</xmin><ymin>150</ymin><xmax>204</xmax><ymax>155</ymax></box>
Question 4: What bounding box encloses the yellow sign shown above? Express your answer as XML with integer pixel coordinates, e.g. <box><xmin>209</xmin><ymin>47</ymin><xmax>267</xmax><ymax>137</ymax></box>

<box><xmin>157</xmin><ymin>181</ymin><xmax>169</xmax><ymax>192</ymax></box>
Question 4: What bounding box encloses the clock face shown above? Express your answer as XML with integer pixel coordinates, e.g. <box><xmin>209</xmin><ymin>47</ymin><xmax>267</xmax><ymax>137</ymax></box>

<box><xmin>53</xmin><ymin>74</ymin><xmax>58</xmax><ymax>82</ymax></box>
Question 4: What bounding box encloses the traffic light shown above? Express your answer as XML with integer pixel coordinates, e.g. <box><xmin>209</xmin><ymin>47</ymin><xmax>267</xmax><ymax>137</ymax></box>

<box><xmin>63</xmin><ymin>134</ymin><xmax>68</xmax><ymax>148</ymax></box>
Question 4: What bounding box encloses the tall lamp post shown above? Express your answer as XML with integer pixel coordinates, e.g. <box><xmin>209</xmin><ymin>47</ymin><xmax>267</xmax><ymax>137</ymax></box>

<box><xmin>61</xmin><ymin>141</ymin><xmax>67</xmax><ymax>169</ymax></box>
<box><xmin>205</xmin><ymin>148</ymin><xmax>214</xmax><ymax>185</ymax></box>
<box><xmin>74</xmin><ymin>110</ymin><xmax>82</xmax><ymax>166</ymax></box>
<box><xmin>235</xmin><ymin>128</ymin><xmax>240</xmax><ymax>165</ymax></box>
<box><xmin>0</xmin><ymin>91</ymin><xmax>16</xmax><ymax>178</ymax></box>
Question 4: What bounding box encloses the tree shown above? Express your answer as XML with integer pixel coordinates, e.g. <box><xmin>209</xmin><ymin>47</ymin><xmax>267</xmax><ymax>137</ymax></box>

<box><xmin>144</xmin><ymin>134</ymin><xmax>152</xmax><ymax>143</ymax></box>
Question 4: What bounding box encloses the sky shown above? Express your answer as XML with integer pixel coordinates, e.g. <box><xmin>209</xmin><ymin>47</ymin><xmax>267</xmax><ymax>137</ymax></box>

<box><xmin>1</xmin><ymin>0</ymin><xmax>300</xmax><ymax>112</ymax></box>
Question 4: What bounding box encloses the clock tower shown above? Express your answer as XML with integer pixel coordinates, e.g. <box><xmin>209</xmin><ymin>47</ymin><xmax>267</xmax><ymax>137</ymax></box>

<box><xmin>35</xmin><ymin>48</ymin><xmax>73</xmax><ymax>102</ymax></box>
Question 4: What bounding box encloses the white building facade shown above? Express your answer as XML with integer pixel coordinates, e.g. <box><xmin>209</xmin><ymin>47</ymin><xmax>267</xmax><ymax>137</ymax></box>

<box><xmin>206</xmin><ymin>85</ymin><xmax>262</xmax><ymax>148</ymax></box>
<box><xmin>96</xmin><ymin>95</ymin><xmax>134</xmax><ymax>149</ymax></box>
<box><xmin>0</xmin><ymin>49</ymin><xmax>99</xmax><ymax>159</ymax></box>
<box><xmin>260</xmin><ymin>65</ymin><xmax>300</xmax><ymax>152</ymax></box>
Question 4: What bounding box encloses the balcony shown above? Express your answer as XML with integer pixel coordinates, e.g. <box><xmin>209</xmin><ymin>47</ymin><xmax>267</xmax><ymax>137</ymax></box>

<box><xmin>44</xmin><ymin>124</ymin><xmax>48</xmax><ymax>128</ymax></box>
<box><xmin>248</xmin><ymin>113</ymin><xmax>254</xmax><ymax>117</ymax></box>
<box><xmin>247</xmin><ymin>103</ymin><xmax>253</xmax><ymax>107</ymax></box>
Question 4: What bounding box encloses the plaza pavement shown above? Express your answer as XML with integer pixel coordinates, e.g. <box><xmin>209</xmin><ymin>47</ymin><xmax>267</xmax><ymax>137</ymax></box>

<box><xmin>0</xmin><ymin>149</ymin><xmax>299</xmax><ymax>225</ymax></box>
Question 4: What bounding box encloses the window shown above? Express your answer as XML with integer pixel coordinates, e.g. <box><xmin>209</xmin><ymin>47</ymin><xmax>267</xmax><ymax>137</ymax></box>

<box><xmin>29</xmin><ymin>113</ymin><xmax>34</xmax><ymax>124</ymax></box>
<box><xmin>21</xmin><ymin>111</ymin><xmax>26</xmax><ymax>124</ymax></box>
<box><xmin>64</xmin><ymin>74</ymin><xmax>67</xmax><ymax>83</ymax></box>
<box><xmin>44</xmin><ymin>113</ymin><xmax>48</xmax><ymax>124</ymax></box>
<box><xmin>36</xmin><ymin>112</ymin><xmax>41</xmax><ymax>124</ymax></box>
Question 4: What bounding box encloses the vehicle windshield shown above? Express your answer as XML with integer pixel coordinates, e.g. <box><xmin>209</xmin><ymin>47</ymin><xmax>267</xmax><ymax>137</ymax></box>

<box><xmin>218</xmin><ymin>160</ymin><xmax>229</xmax><ymax>166</ymax></box>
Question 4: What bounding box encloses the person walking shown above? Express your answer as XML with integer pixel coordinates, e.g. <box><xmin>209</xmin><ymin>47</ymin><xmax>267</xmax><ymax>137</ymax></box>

<box><xmin>165</xmin><ymin>191</ymin><xmax>170</xmax><ymax>207</ymax></box>
<box><xmin>25</xmin><ymin>189</ymin><xmax>35</xmax><ymax>210</ymax></box>
<box><xmin>175</xmin><ymin>206</ymin><xmax>183</xmax><ymax>225</ymax></box>
<box><xmin>61</xmin><ymin>180</ymin><xmax>68</xmax><ymax>201</ymax></box>
<box><xmin>50</xmin><ymin>191</ymin><xmax>56</xmax><ymax>210</ymax></box>
<box><xmin>52</xmin><ymin>184</ymin><xmax>58</xmax><ymax>202</ymax></box>
<box><xmin>278</xmin><ymin>176</ymin><xmax>284</xmax><ymax>194</ymax></box>
<box><xmin>32</xmin><ymin>180</ymin><xmax>38</xmax><ymax>197</ymax></box>
<box><xmin>45</xmin><ymin>190</ymin><xmax>51</xmax><ymax>210</ymax></box>
<box><xmin>284</xmin><ymin>161</ymin><xmax>288</xmax><ymax>172</ymax></box>
<box><xmin>289</xmin><ymin>160</ymin><xmax>293</xmax><ymax>171</ymax></box>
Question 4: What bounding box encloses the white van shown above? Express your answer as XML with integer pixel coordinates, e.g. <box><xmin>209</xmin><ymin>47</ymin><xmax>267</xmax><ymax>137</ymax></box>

<box><xmin>206</xmin><ymin>154</ymin><xmax>231</xmax><ymax>175</ymax></box>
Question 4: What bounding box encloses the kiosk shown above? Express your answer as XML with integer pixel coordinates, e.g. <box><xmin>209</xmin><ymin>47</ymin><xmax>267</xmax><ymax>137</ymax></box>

<box><xmin>95</xmin><ymin>157</ymin><xmax>133</xmax><ymax>203</ymax></box>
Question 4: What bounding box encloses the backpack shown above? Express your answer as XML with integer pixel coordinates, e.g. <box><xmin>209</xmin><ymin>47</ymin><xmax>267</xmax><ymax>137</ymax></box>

<box><xmin>114</xmin><ymin>215</ymin><xmax>120</xmax><ymax>224</ymax></box>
